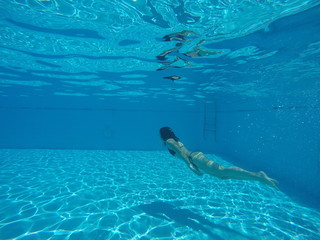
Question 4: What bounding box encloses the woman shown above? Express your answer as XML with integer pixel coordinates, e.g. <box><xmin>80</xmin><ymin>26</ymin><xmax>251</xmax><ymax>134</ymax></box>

<box><xmin>160</xmin><ymin>127</ymin><xmax>279</xmax><ymax>189</ymax></box>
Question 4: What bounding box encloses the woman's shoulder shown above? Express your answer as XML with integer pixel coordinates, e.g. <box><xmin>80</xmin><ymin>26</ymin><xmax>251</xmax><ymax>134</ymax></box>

<box><xmin>165</xmin><ymin>138</ymin><xmax>179</xmax><ymax>148</ymax></box>
<box><xmin>166</xmin><ymin>139</ymin><xmax>184</xmax><ymax>148</ymax></box>
<box><xmin>165</xmin><ymin>138</ymin><xmax>176</xmax><ymax>143</ymax></box>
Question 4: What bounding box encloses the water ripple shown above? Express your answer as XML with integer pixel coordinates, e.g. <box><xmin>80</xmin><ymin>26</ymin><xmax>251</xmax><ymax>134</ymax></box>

<box><xmin>0</xmin><ymin>149</ymin><xmax>319</xmax><ymax>239</ymax></box>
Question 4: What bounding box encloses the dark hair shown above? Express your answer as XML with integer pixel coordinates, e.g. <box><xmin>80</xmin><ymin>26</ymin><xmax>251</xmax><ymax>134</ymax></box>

<box><xmin>159</xmin><ymin>127</ymin><xmax>179</xmax><ymax>142</ymax></box>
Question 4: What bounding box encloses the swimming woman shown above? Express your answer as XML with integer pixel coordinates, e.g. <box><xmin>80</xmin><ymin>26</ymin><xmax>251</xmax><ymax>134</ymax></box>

<box><xmin>160</xmin><ymin>127</ymin><xmax>279</xmax><ymax>189</ymax></box>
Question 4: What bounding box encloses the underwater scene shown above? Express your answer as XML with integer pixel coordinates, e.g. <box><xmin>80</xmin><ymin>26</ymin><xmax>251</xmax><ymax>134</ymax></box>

<box><xmin>0</xmin><ymin>0</ymin><xmax>320</xmax><ymax>239</ymax></box>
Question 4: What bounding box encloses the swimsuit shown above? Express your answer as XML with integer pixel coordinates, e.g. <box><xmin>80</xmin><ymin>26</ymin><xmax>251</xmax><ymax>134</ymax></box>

<box><xmin>167</xmin><ymin>141</ymin><xmax>202</xmax><ymax>170</ymax></box>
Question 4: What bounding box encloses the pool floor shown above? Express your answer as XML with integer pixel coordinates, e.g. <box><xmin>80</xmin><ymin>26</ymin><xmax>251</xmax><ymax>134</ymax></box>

<box><xmin>0</xmin><ymin>149</ymin><xmax>319</xmax><ymax>240</ymax></box>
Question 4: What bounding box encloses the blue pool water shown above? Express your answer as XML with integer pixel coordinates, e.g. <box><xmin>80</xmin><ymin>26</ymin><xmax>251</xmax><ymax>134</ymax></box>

<box><xmin>0</xmin><ymin>149</ymin><xmax>319</xmax><ymax>240</ymax></box>
<box><xmin>1</xmin><ymin>0</ymin><xmax>320</xmax><ymax>239</ymax></box>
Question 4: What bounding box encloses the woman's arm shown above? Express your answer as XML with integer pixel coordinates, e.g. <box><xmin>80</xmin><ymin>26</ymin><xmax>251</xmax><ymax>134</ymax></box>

<box><xmin>188</xmin><ymin>163</ymin><xmax>203</xmax><ymax>176</ymax></box>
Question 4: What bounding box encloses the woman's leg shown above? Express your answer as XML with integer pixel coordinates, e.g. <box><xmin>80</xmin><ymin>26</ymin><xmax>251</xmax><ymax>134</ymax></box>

<box><xmin>192</xmin><ymin>153</ymin><xmax>279</xmax><ymax>189</ymax></box>
<box><xmin>205</xmin><ymin>162</ymin><xmax>279</xmax><ymax>189</ymax></box>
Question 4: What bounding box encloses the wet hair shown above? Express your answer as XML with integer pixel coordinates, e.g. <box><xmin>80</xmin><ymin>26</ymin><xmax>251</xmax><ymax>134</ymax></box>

<box><xmin>160</xmin><ymin>127</ymin><xmax>180</xmax><ymax>156</ymax></box>
<box><xmin>159</xmin><ymin>127</ymin><xmax>179</xmax><ymax>142</ymax></box>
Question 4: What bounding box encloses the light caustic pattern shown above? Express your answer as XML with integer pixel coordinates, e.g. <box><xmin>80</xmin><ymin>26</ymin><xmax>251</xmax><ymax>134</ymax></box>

<box><xmin>0</xmin><ymin>149</ymin><xmax>319</xmax><ymax>240</ymax></box>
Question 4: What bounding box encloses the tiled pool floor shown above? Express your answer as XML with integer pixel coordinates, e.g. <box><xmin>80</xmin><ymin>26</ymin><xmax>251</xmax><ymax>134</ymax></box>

<box><xmin>0</xmin><ymin>149</ymin><xmax>319</xmax><ymax>240</ymax></box>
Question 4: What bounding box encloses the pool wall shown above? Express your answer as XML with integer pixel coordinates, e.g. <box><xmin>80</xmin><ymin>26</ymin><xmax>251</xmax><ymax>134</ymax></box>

<box><xmin>0</xmin><ymin>101</ymin><xmax>211</xmax><ymax>151</ymax></box>
<box><xmin>210</xmin><ymin>96</ymin><xmax>320</xmax><ymax>208</ymax></box>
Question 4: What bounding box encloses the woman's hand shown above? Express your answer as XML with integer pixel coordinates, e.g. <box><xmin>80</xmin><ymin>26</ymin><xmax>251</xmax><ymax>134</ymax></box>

<box><xmin>189</xmin><ymin>163</ymin><xmax>203</xmax><ymax>176</ymax></box>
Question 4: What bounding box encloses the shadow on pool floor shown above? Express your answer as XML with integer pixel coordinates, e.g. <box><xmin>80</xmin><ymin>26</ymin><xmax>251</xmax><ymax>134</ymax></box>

<box><xmin>138</xmin><ymin>201</ymin><xmax>255</xmax><ymax>240</ymax></box>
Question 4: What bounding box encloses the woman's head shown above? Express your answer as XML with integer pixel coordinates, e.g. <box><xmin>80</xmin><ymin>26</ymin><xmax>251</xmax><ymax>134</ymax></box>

<box><xmin>159</xmin><ymin>127</ymin><xmax>179</xmax><ymax>142</ymax></box>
